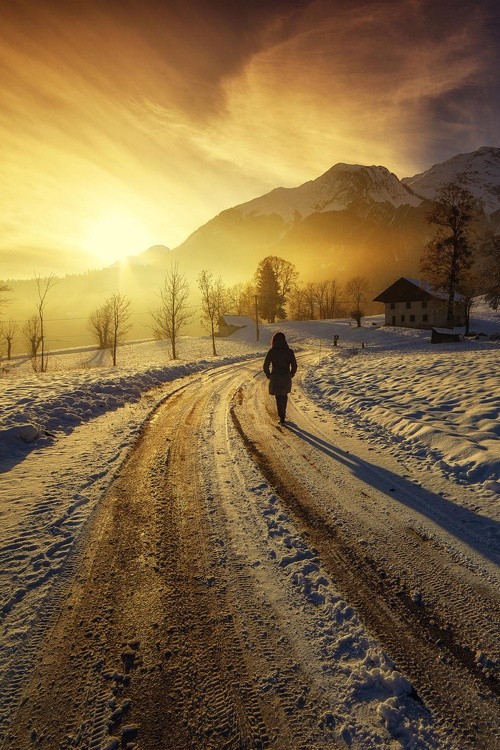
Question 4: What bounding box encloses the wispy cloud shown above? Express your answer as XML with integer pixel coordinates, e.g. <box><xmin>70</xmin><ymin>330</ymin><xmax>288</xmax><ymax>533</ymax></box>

<box><xmin>0</xmin><ymin>0</ymin><xmax>498</xmax><ymax>277</ymax></box>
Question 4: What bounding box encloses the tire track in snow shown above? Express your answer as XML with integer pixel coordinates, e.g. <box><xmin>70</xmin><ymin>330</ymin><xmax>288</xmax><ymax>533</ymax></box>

<box><xmin>3</xmin><ymin>357</ymin><xmax>496</xmax><ymax>749</ymax></box>
<box><xmin>230</xmin><ymin>374</ymin><xmax>500</xmax><ymax>750</ymax></box>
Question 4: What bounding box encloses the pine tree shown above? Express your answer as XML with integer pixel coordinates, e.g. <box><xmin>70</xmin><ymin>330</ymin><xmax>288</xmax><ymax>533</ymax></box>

<box><xmin>255</xmin><ymin>256</ymin><xmax>298</xmax><ymax>323</ymax></box>
<box><xmin>256</xmin><ymin>259</ymin><xmax>280</xmax><ymax>323</ymax></box>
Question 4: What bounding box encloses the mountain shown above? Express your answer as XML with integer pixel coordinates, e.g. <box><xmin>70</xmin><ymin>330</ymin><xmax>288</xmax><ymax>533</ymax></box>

<box><xmin>167</xmin><ymin>163</ymin><xmax>430</xmax><ymax>288</ymax></box>
<box><xmin>237</xmin><ymin>163</ymin><xmax>422</xmax><ymax>222</ymax></box>
<box><xmin>167</xmin><ymin>146</ymin><xmax>500</xmax><ymax>290</ymax></box>
<box><xmin>8</xmin><ymin>148</ymin><xmax>499</xmax><ymax>352</ymax></box>
<box><xmin>110</xmin><ymin>244</ymin><xmax>171</xmax><ymax>269</ymax></box>
<box><xmin>402</xmin><ymin>146</ymin><xmax>500</xmax><ymax>219</ymax></box>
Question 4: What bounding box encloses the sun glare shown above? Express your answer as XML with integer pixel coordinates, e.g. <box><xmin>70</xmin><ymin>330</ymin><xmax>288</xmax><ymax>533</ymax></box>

<box><xmin>84</xmin><ymin>211</ymin><xmax>155</xmax><ymax>265</ymax></box>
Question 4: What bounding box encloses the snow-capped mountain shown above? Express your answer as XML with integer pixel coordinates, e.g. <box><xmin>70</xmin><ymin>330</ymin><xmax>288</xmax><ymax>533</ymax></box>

<box><xmin>403</xmin><ymin>146</ymin><xmax>500</xmax><ymax>216</ymax></box>
<box><xmin>168</xmin><ymin>146</ymin><xmax>499</xmax><ymax>288</ymax></box>
<box><xmin>171</xmin><ymin>163</ymin><xmax>433</xmax><ymax>286</ymax></box>
<box><xmin>238</xmin><ymin>163</ymin><xmax>421</xmax><ymax>224</ymax></box>
<box><xmin>9</xmin><ymin>148</ymin><xmax>498</xmax><ymax>350</ymax></box>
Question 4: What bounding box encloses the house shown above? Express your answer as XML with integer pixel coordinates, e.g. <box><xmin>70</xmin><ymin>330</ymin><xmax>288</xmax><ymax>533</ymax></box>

<box><xmin>373</xmin><ymin>277</ymin><xmax>466</xmax><ymax>329</ymax></box>
<box><xmin>217</xmin><ymin>315</ymin><xmax>256</xmax><ymax>337</ymax></box>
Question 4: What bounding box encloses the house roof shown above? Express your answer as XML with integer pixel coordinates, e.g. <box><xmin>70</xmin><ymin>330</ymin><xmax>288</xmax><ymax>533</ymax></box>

<box><xmin>373</xmin><ymin>277</ymin><xmax>464</xmax><ymax>303</ymax></box>
<box><xmin>219</xmin><ymin>315</ymin><xmax>254</xmax><ymax>328</ymax></box>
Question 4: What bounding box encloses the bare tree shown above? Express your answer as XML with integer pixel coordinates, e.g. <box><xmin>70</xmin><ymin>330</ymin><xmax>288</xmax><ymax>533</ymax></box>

<box><xmin>479</xmin><ymin>233</ymin><xmax>500</xmax><ymax>310</ymax></box>
<box><xmin>303</xmin><ymin>282</ymin><xmax>317</xmax><ymax>319</ymax></box>
<box><xmin>88</xmin><ymin>304</ymin><xmax>113</xmax><ymax>349</ymax></box>
<box><xmin>107</xmin><ymin>293</ymin><xmax>132</xmax><ymax>366</ymax></box>
<box><xmin>457</xmin><ymin>272</ymin><xmax>482</xmax><ymax>335</ymax></box>
<box><xmin>225</xmin><ymin>281</ymin><xmax>256</xmax><ymax>317</ymax></box>
<box><xmin>312</xmin><ymin>281</ymin><xmax>327</xmax><ymax>319</ymax></box>
<box><xmin>22</xmin><ymin>314</ymin><xmax>42</xmax><ymax>370</ymax></box>
<box><xmin>267</xmin><ymin>256</ymin><xmax>298</xmax><ymax>302</ymax></box>
<box><xmin>288</xmin><ymin>279</ymin><xmax>339</xmax><ymax>321</ymax></box>
<box><xmin>345</xmin><ymin>276</ymin><xmax>370</xmax><ymax>327</ymax></box>
<box><xmin>322</xmin><ymin>279</ymin><xmax>340</xmax><ymax>319</ymax></box>
<box><xmin>34</xmin><ymin>273</ymin><xmax>58</xmax><ymax>372</ymax></box>
<box><xmin>225</xmin><ymin>282</ymin><xmax>245</xmax><ymax>315</ymax></box>
<box><xmin>150</xmin><ymin>262</ymin><xmax>192</xmax><ymax>359</ymax></box>
<box><xmin>288</xmin><ymin>286</ymin><xmax>308</xmax><ymax>321</ymax></box>
<box><xmin>0</xmin><ymin>281</ymin><xmax>12</xmax><ymax>313</ymax></box>
<box><xmin>1</xmin><ymin>319</ymin><xmax>18</xmax><ymax>360</ymax></box>
<box><xmin>420</xmin><ymin>181</ymin><xmax>480</xmax><ymax>328</ymax></box>
<box><xmin>198</xmin><ymin>270</ymin><xmax>226</xmax><ymax>356</ymax></box>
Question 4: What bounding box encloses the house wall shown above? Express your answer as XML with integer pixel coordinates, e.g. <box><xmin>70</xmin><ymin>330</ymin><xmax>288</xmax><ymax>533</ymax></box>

<box><xmin>217</xmin><ymin>324</ymin><xmax>241</xmax><ymax>337</ymax></box>
<box><xmin>385</xmin><ymin>300</ymin><xmax>466</xmax><ymax>329</ymax></box>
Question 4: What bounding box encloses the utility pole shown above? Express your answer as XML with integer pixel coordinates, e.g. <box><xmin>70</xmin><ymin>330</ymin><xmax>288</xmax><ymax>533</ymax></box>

<box><xmin>254</xmin><ymin>295</ymin><xmax>259</xmax><ymax>342</ymax></box>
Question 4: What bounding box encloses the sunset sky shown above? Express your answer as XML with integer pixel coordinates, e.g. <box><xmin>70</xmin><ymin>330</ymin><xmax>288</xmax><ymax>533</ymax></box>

<box><xmin>1</xmin><ymin>0</ymin><xmax>499</xmax><ymax>279</ymax></box>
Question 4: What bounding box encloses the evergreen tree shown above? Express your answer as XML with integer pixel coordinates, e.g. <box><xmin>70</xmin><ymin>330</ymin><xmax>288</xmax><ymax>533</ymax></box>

<box><xmin>255</xmin><ymin>256</ymin><xmax>298</xmax><ymax>323</ymax></box>
<box><xmin>256</xmin><ymin>259</ymin><xmax>280</xmax><ymax>323</ymax></box>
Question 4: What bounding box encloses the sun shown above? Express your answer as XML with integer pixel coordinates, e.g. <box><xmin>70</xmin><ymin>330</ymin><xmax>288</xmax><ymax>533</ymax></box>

<box><xmin>84</xmin><ymin>211</ymin><xmax>155</xmax><ymax>265</ymax></box>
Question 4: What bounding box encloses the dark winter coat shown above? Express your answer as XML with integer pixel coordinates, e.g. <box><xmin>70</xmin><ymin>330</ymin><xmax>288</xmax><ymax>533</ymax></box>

<box><xmin>263</xmin><ymin>334</ymin><xmax>297</xmax><ymax>396</ymax></box>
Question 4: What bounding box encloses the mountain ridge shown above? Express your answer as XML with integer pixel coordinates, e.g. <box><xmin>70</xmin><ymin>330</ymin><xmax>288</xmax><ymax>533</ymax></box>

<box><xmin>6</xmin><ymin>147</ymin><xmax>499</xmax><ymax>351</ymax></box>
<box><xmin>235</xmin><ymin>163</ymin><xmax>422</xmax><ymax>224</ymax></box>
<box><xmin>402</xmin><ymin>146</ymin><xmax>500</xmax><ymax>215</ymax></box>
<box><xmin>155</xmin><ymin>146</ymin><xmax>500</xmax><ymax>286</ymax></box>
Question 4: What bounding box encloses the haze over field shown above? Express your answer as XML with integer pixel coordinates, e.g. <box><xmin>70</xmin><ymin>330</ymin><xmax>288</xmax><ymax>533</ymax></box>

<box><xmin>1</xmin><ymin>0</ymin><xmax>500</xmax><ymax>278</ymax></box>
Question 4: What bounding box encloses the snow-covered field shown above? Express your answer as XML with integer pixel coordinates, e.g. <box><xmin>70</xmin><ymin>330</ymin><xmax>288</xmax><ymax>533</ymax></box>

<box><xmin>1</xmin><ymin>308</ymin><xmax>499</xmax><ymax>747</ymax></box>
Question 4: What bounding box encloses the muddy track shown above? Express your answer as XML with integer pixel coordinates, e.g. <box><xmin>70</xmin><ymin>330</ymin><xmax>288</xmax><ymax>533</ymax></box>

<box><xmin>2</xmin><ymin>356</ymin><xmax>499</xmax><ymax>749</ymax></box>
<box><xmin>2</xmin><ymin>363</ymin><xmax>339</xmax><ymax>750</ymax></box>
<box><xmin>231</xmin><ymin>377</ymin><xmax>500</xmax><ymax>750</ymax></box>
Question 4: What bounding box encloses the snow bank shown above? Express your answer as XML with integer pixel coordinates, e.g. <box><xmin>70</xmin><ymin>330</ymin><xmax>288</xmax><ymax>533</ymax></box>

<box><xmin>1</xmin><ymin>308</ymin><xmax>498</xmax><ymax>749</ymax></box>
<box><xmin>304</xmin><ymin>346</ymin><xmax>500</xmax><ymax>492</ymax></box>
<box><xmin>0</xmin><ymin>337</ymin><xmax>263</xmax><ymax>458</ymax></box>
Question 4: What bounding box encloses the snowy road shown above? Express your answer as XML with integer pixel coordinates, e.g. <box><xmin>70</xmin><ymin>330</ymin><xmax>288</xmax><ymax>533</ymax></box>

<box><xmin>1</xmin><ymin>353</ymin><xmax>499</xmax><ymax>749</ymax></box>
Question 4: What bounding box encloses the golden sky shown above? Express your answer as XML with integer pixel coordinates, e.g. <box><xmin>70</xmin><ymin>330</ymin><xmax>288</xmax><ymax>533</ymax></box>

<box><xmin>1</xmin><ymin>0</ymin><xmax>498</xmax><ymax>278</ymax></box>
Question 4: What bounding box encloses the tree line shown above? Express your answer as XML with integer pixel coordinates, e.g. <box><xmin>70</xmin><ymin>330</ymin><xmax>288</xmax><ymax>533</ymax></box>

<box><xmin>1</xmin><ymin>178</ymin><xmax>499</xmax><ymax>368</ymax></box>
<box><xmin>0</xmin><ymin>259</ymin><xmax>374</xmax><ymax>368</ymax></box>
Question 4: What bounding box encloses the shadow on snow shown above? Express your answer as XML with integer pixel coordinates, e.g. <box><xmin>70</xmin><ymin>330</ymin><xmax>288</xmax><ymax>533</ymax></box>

<box><xmin>286</xmin><ymin>422</ymin><xmax>500</xmax><ymax>568</ymax></box>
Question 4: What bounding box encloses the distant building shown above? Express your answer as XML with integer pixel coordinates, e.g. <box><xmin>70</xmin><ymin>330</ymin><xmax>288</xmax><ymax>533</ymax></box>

<box><xmin>217</xmin><ymin>315</ymin><xmax>255</xmax><ymax>337</ymax></box>
<box><xmin>373</xmin><ymin>277</ymin><xmax>466</xmax><ymax>329</ymax></box>
<box><xmin>430</xmin><ymin>328</ymin><xmax>462</xmax><ymax>344</ymax></box>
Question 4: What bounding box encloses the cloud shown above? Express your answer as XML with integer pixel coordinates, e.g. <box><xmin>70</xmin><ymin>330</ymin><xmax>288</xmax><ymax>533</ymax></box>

<box><xmin>0</xmin><ymin>242</ymin><xmax>97</xmax><ymax>280</ymax></box>
<box><xmin>197</xmin><ymin>0</ymin><xmax>498</xmax><ymax>181</ymax></box>
<box><xmin>0</xmin><ymin>0</ymin><xmax>499</xmax><ymax>277</ymax></box>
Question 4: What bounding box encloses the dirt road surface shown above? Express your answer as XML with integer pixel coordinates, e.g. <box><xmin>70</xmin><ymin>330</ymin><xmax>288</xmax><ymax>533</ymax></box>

<box><xmin>2</xmin><ymin>354</ymin><xmax>499</xmax><ymax>749</ymax></box>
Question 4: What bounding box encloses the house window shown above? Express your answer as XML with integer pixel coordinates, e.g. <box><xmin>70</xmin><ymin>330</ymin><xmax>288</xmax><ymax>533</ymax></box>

<box><xmin>410</xmin><ymin>315</ymin><xmax>415</xmax><ymax>322</ymax></box>
<box><xmin>391</xmin><ymin>316</ymin><xmax>396</xmax><ymax>325</ymax></box>
<box><xmin>422</xmin><ymin>300</ymin><xmax>428</xmax><ymax>309</ymax></box>
<box><xmin>401</xmin><ymin>315</ymin><xmax>405</xmax><ymax>322</ymax></box>
<box><xmin>390</xmin><ymin>302</ymin><xmax>395</xmax><ymax>309</ymax></box>
<box><xmin>422</xmin><ymin>314</ymin><xmax>428</xmax><ymax>322</ymax></box>
<box><xmin>406</xmin><ymin>301</ymin><xmax>411</xmax><ymax>309</ymax></box>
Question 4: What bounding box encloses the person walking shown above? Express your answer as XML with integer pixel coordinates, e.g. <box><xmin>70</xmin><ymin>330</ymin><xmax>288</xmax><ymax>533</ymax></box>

<box><xmin>263</xmin><ymin>331</ymin><xmax>297</xmax><ymax>424</ymax></box>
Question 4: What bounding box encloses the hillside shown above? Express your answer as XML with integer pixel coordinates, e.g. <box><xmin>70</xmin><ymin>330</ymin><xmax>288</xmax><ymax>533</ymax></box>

<box><xmin>4</xmin><ymin>147</ymin><xmax>499</xmax><ymax>352</ymax></box>
<box><xmin>166</xmin><ymin>146</ymin><xmax>500</xmax><ymax>286</ymax></box>
<box><xmin>167</xmin><ymin>165</ymin><xmax>431</xmax><ymax>286</ymax></box>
